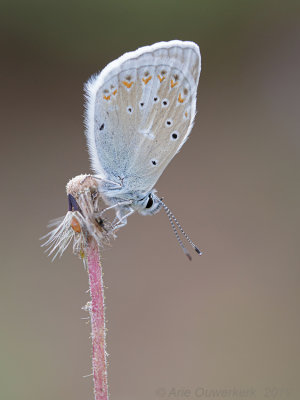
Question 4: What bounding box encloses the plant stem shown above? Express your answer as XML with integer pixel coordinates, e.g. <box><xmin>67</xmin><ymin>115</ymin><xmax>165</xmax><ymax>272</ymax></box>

<box><xmin>86</xmin><ymin>238</ymin><xmax>108</xmax><ymax>400</ymax></box>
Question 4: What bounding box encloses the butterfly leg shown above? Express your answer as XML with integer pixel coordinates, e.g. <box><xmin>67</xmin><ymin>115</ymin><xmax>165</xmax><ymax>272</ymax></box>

<box><xmin>112</xmin><ymin>206</ymin><xmax>135</xmax><ymax>231</ymax></box>
<box><xmin>93</xmin><ymin>175</ymin><xmax>123</xmax><ymax>189</ymax></box>
<box><xmin>79</xmin><ymin>174</ymin><xmax>122</xmax><ymax>188</ymax></box>
<box><xmin>97</xmin><ymin>201</ymin><xmax>132</xmax><ymax>217</ymax></box>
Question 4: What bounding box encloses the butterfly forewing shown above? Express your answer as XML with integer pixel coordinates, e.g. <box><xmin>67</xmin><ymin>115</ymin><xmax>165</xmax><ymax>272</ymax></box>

<box><xmin>85</xmin><ymin>41</ymin><xmax>201</xmax><ymax>193</ymax></box>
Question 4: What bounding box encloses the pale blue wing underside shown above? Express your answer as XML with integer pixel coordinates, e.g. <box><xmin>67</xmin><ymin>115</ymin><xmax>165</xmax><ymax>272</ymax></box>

<box><xmin>84</xmin><ymin>40</ymin><xmax>201</xmax><ymax>195</ymax></box>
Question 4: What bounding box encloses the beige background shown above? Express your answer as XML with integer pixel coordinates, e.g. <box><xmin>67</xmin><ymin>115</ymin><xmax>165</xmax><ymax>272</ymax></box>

<box><xmin>1</xmin><ymin>1</ymin><xmax>299</xmax><ymax>399</ymax></box>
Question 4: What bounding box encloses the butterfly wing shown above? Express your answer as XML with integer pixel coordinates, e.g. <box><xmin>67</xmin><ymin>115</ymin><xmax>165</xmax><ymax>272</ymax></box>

<box><xmin>84</xmin><ymin>40</ymin><xmax>201</xmax><ymax>194</ymax></box>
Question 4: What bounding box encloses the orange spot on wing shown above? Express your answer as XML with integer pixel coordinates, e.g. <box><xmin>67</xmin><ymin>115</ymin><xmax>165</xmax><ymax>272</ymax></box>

<box><xmin>71</xmin><ymin>217</ymin><xmax>81</xmax><ymax>233</ymax></box>
<box><xmin>103</xmin><ymin>95</ymin><xmax>111</xmax><ymax>100</ymax></box>
<box><xmin>157</xmin><ymin>75</ymin><xmax>165</xmax><ymax>83</ymax></box>
<box><xmin>112</xmin><ymin>89</ymin><xmax>117</xmax><ymax>95</ymax></box>
<box><xmin>178</xmin><ymin>93</ymin><xmax>184</xmax><ymax>103</ymax></box>
<box><xmin>122</xmin><ymin>81</ymin><xmax>133</xmax><ymax>88</ymax></box>
<box><xmin>171</xmin><ymin>79</ymin><xmax>178</xmax><ymax>88</ymax></box>
<box><xmin>142</xmin><ymin>76</ymin><xmax>152</xmax><ymax>84</ymax></box>
<box><xmin>185</xmin><ymin>111</ymin><xmax>188</xmax><ymax>117</ymax></box>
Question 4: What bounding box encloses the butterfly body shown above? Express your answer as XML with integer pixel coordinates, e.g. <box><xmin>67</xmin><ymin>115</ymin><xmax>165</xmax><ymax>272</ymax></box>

<box><xmin>84</xmin><ymin>40</ymin><xmax>201</xmax><ymax>228</ymax></box>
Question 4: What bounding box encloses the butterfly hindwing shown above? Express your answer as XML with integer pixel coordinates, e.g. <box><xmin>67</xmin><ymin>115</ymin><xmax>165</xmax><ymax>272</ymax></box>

<box><xmin>85</xmin><ymin>40</ymin><xmax>201</xmax><ymax>193</ymax></box>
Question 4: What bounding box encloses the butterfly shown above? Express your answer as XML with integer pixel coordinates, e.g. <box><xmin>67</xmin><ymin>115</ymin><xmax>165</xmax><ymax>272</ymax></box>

<box><xmin>84</xmin><ymin>40</ymin><xmax>202</xmax><ymax>259</ymax></box>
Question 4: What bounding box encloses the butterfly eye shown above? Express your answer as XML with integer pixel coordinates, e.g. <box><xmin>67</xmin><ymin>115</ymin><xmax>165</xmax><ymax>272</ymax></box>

<box><xmin>99</xmin><ymin>123</ymin><xmax>105</xmax><ymax>131</ymax></box>
<box><xmin>153</xmin><ymin>96</ymin><xmax>159</xmax><ymax>103</ymax></box>
<box><xmin>162</xmin><ymin>99</ymin><xmax>169</xmax><ymax>108</ymax></box>
<box><xmin>165</xmin><ymin>119</ymin><xmax>173</xmax><ymax>127</ymax></box>
<box><xmin>171</xmin><ymin>131</ymin><xmax>179</xmax><ymax>141</ymax></box>
<box><xmin>127</xmin><ymin>106</ymin><xmax>133</xmax><ymax>114</ymax></box>
<box><xmin>151</xmin><ymin>159</ymin><xmax>158</xmax><ymax>166</ymax></box>
<box><xmin>145</xmin><ymin>195</ymin><xmax>153</xmax><ymax>209</ymax></box>
<box><xmin>139</xmin><ymin>102</ymin><xmax>145</xmax><ymax>109</ymax></box>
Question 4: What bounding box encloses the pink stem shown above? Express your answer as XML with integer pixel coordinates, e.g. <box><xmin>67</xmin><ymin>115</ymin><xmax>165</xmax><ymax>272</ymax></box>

<box><xmin>86</xmin><ymin>239</ymin><xmax>108</xmax><ymax>400</ymax></box>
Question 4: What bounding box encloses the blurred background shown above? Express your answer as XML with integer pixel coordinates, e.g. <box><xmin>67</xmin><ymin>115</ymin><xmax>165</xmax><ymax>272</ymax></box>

<box><xmin>1</xmin><ymin>1</ymin><xmax>299</xmax><ymax>399</ymax></box>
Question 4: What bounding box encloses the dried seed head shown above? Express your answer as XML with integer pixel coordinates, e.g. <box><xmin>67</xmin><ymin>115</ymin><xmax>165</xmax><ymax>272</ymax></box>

<box><xmin>42</xmin><ymin>174</ymin><xmax>114</xmax><ymax>260</ymax></box>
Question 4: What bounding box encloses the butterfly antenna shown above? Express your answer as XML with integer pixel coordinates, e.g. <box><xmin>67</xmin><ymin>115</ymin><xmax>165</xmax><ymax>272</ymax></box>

<box><xmin>165</xmin><ymin>210</ymin><xmax>192</xmax><ymax>261</ymax></box>
<box><xmin>159</xmin><ymin>198</ymin><xmax>202</xmax><ymax>258</ymax></box>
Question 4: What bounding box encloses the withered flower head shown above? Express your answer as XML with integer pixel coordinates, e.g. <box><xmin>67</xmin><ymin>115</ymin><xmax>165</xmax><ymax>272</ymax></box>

<box><xmin>42</xmin><ymin>175</ymin><xmax>114</xmax><ymax>260</ymax></box>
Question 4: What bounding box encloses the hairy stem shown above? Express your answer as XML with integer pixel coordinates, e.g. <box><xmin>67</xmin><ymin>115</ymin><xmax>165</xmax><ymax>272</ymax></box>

<box><xmin>86</xmin><ymin>239</ymin><xmax>108</xmax><ymax>400</ymax></box>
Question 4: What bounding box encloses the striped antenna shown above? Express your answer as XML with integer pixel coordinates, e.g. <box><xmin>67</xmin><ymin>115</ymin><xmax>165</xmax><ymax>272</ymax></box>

<box><xmin>157</xmin><ymin>197</ymin><xmax>202</xmax><ymax>259</ymax></box>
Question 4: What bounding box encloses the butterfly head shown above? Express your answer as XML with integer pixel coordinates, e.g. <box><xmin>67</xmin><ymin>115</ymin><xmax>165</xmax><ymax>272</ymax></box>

<box><xmin>136</xmin><ymin>190</ymin><xmax>162</xmax><ymax>216</ymax></box>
